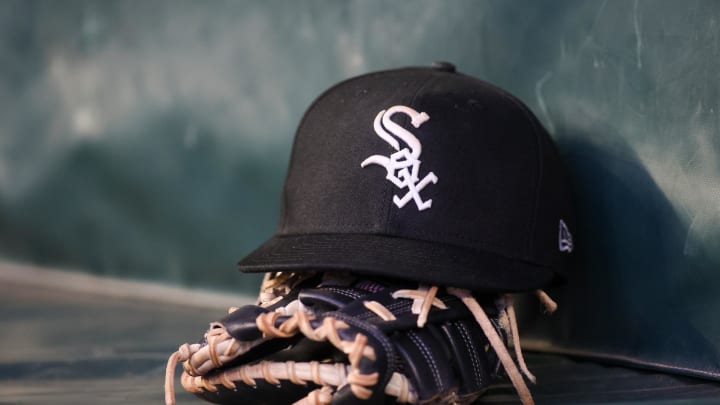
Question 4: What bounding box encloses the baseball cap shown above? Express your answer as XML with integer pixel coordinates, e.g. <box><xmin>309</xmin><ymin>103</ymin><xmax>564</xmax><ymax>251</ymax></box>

<box><xmin>238</xmin><ymin>62</ymin><xmax>575</xmax><ymax>292</ymax></box>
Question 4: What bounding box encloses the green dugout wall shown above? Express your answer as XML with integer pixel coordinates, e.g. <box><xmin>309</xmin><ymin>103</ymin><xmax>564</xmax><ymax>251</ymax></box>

<box><xmin>0</xmin><ymin>0</ymin><xmax>718</xmax><ymax>382</ymax></box>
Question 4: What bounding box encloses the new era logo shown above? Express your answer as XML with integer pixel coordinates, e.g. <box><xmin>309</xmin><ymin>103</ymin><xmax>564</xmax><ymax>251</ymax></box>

<box><xmin>559</xmin><ymin>219</ymin><xmax>573</xmax><ymax>253</ymax></box>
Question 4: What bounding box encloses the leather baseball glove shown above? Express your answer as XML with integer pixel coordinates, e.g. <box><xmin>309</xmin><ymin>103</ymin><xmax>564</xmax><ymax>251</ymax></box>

<box><xmin>165</xmin><ymin>272</ymin><xmax>555</xmax><ymax>405</ymax></box>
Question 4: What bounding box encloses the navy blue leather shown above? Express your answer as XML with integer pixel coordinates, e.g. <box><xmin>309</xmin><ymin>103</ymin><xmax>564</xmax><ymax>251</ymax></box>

<box><xmin>192</xmin><ymin>278</ymin><xmax>505</xmax><ymax>404</ymax></box>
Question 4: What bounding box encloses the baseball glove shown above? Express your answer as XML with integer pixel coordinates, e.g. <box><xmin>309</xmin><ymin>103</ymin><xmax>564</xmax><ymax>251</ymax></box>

<box><xmin>165</xmin><ymin>272</ymin><xmax>555</xmax><ymax>405</ymax></box>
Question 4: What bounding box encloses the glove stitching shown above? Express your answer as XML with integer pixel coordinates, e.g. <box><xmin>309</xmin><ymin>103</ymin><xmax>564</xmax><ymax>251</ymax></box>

<box><xmin>324</xmin><ymin>287</ymin><xmax>365</xmax><ymax>299</ymax></box>
<box><xmin>167</xmin><ymin>281</ymin><xmax>550</xmax><ymax>405</ymax></box>
<box><xmin>456</xmin><ymin>322</ymin><xmax>483</xmax><ymax>389</ymax></box>
<box><xmin>407</xmin><ymin>330</ymin><xmax>444</xmax><ymax>392</ymax></box>
<box><xmin>358</xmin><ymin>301</ymin><xmax>409</xmax><ymax>322</ymax></box>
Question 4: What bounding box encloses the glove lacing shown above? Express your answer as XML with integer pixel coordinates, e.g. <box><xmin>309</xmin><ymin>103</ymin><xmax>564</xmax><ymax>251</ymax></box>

<box><xmin>446</xmin><ymin>288</ymin><xmax>556</xmax><ymax>405</ymax></box>
<box><xmin>362</xmin><ymin>285</ymin><xmax>555</xmax><ymax>405</ymax></box>
<box><xmin>165</xmin><ymin>272</ymin><xmax>315</xmax><ymax>405</ymax></box>
<box><xmin>164</xmin><ymin>273</ymin><xmax>557</xmax><ymax>405</ymax></box>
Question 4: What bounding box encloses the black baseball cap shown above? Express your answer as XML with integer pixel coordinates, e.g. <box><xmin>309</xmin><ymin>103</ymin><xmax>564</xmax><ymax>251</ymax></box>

<box><xmin>239</xmin><ymin>62</ymin><xmax>575</xmax><ymax>292</ymax></box>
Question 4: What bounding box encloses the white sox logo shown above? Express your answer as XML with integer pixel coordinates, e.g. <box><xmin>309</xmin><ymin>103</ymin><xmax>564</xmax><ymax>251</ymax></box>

<box><xmin>361</xmin><ymin>105</ymin><xmax>438</xmax><ymax>211</ymax></box>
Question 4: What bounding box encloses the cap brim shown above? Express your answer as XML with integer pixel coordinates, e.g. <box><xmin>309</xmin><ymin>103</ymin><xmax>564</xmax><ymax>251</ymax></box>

<box><xmin>238</xmin><ymin>234</ymin><xmax>555</xmax><ymax>292</ymax></box>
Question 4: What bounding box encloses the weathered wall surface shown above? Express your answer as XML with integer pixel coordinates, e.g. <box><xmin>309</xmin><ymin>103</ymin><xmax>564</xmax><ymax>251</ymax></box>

<box><xmin>0</xmin><ymin>1</ymin><xmax>717</xmax><ymax>304</ymax></box>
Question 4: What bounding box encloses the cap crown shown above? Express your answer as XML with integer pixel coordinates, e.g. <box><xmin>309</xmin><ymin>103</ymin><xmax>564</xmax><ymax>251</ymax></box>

<box><xmin>278</xmin><ymin>66</ymin><xmax>573</xmax><ymax>277</ymax></box>
<box><xmin>240</xmin><ymin>64</ymin><xmax>575</xmax><ymax>291</ymax></box>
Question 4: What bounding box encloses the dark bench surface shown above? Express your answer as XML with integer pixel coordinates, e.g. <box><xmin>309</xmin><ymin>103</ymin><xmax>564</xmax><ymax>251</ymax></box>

<box><xmin>2</xmin><ymin>280</ymin><xmax>719</xmax><ymax>405</ymax></box>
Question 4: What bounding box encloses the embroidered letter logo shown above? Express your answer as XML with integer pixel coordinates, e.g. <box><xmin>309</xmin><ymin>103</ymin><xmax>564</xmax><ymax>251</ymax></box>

<box><xmin>361</xmin><ymin>105</ymin><xmax>438</xmax><ymax>211</ymax></box>
<box><xmin>559</xmin><ymin>219</ymin><xmax>573</xmax><ymax>253</ymax></box>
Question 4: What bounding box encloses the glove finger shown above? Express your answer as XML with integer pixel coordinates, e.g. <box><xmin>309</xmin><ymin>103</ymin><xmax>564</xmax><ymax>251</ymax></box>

<box><xmin>182</xmin><ymin>307</ymin><xmax>288</xmax><ymax>376</ymax></box>
<box><xmin>181</xmin><ymin>307</ymin><xmax>393</xmax><ymax>404</ymax></box>
<box><xmin>323</xmin><ymin>287</ymin><xmax>504</xmax><ymax>404</ymax></box>
<box><xmin>191</xmin><ymin>377</ymin><xmax>318</xmax><ymax>405</ymax></box>
<box><xmin>439</xmin><ymin>319</ymin><xmax>498</xmax><ymax>400</ymax></box>
<box><xmin>392</xmin><ymin>326</ymin><xmax>457</xmax><ymax>403</ymax></box>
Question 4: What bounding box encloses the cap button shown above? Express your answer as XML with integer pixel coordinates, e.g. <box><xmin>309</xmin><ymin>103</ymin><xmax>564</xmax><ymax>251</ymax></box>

<box><xmin>431</xmin><ymin>61</ymin><xmax>456</xmax><ymax>72</ymax></box>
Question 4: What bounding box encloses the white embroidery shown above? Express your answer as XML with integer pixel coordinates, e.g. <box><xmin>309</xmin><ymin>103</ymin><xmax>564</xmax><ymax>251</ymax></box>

<box><xmin>559</xmin><ymin>219</ymin><xmax>573</xmax><ymax>253</ymax></box>
<box><xmin>361</xmin><ymin>105</ymin><xmax>438</xmax><ymax>211</ymax></box>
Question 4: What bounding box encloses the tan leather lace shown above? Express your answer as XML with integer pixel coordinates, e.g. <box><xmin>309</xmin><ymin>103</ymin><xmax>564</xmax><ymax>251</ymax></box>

<box><xmin>363</xmin><ymin>300</ymin><xmax>397</xmax><ymax>321</ymax></box>
<box><xmin>448</xmin><ymin>288</ymin><xmax>557</xmax><ymax>405</ymax></box>
<box><xmin>447</xmin><ymin>288</ymin><xmax>534</xmax><ymax>405</ymax></box>
<box><xmin>165</xmin><ymin>277</ymin><xmax>556</xmax><ymax>405</ymax></box>
<box><xmin>294</xmin><ymin>386</ymin><xmax>334</xmax><ymax>405</ymax></box>
<box><xmin>257</xmin><ymin>272</ymin><xmax>316</xmax><ymax>307</ymax></box>
<box><xmin>392</xmin><ymin>285</ymin><xmax>447</xmax><ymax>327</ymax></box>
<box><xmin>212</xmin><ymin>310</ymin><xmax>378</xmax><ymax>401</ymax></box>
<box><xmin>165</xmin><ymin>273</ymin><xmax>308</xmax><ymax>405</ymax></box>
<box><xmin>351</xmin><ymin>286</ymin><xmax>556</xmax><ymax>405</ymax></box>
<box><xmin>180</xmin><ymin>361</ymin><xmax>417</xmax><ymax>405</ymax></box>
